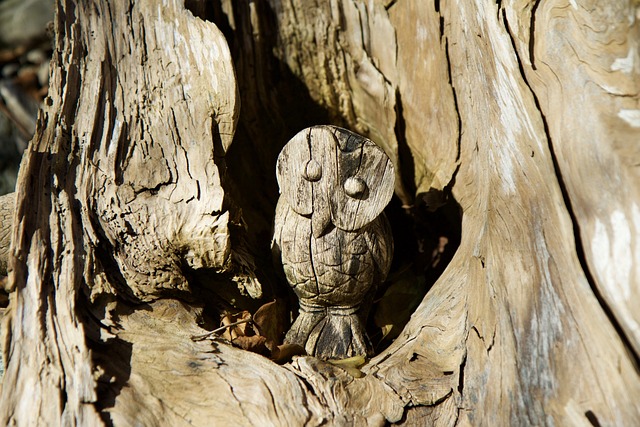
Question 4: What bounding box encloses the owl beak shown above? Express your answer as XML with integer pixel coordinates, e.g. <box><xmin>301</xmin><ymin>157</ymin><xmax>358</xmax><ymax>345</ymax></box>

<box><xmin>311</xmin><ymin>205</ymin><xmax>331</xmax><ymax>238</ymax></box>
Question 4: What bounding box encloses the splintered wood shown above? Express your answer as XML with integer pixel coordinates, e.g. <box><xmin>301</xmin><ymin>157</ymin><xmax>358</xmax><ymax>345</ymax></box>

<box><xmin>0</xmin><ymin>192</ymin><xmax>14</xmax><ymax>276</ymax></box>
<box><xmin>1</xmin><ymin>0</ymin><xmax>639</xmax><ymax>425</ymax></box>
<box><xmin>273</xmin><ymin>126</ymin><xmax>394</xmax><ymax>359</ymax></box>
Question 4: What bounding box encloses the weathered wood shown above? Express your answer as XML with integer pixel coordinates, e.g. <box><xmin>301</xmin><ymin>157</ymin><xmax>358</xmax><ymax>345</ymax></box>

<box><xmin>0</xmin><ymin>192</ymin><xmax>14</xmax><ymax>276</ymax></box>
<box><xmin>0</xmin><ymin>0</ymin><xmax>259</xmax><ymax>424</ymax></box>
<box><xmin>274</xmin><ymin>126</ymin><xmax>394</xmax><ymax>358</ymax></box>
<box><xmin>0</xmin><ymin>0</ymin><xmax>639</xmax><ymax>426</ymax></box>
<box><xmin>505</xmin><ymin>0</ymin><xmax>640</xmax><ymax>356</ymax></box>
<box><xmin>221</xmin><ymin>0</ymin><xmax>640</xmax><ymax>424</ymax></box>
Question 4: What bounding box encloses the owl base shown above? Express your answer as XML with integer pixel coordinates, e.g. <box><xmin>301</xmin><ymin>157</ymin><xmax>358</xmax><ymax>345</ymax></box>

<box><xmin>284</xmin><ymin>302</ymin><xmax>373</xmax><ymax>359</ymax></box>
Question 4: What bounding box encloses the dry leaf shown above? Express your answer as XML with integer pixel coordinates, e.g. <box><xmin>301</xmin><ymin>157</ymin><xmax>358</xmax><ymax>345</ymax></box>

<box><xmin>213</xmin><ymin>300</ymin><xmax>302</xmax><ymax>363</ymax></box>
<box><xmin>253</xmin><ymin>299</ymin><xmax>287</xmax><ymax>345</ymax></box>
<box><xmin>271</xmin><ymin>343</ymin><xmax>306</xmax><ymax>363</ymax></box>
<box><xmin>220</xmin><ymin>310</ymin><xmax>256</xmax><ymax>341</ymax></box>
<box><xmin>327</xmin><ymin>355</ymin><xmax>367</xmax><ymax>378</ymax></box>
<box><xmin>232</xmin><ymin>335</ymin><xmax>269</xmax><ymax>355</ymax></box>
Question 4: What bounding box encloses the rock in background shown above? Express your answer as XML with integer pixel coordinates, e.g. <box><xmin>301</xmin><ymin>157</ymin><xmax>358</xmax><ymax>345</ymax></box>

<box><xmin>0</xmin><ymin>0</ymin><xmax>53</xmax><ymax>195</ymax></box>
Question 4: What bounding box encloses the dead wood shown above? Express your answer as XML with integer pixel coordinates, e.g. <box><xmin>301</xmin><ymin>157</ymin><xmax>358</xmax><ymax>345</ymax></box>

<box><xmin>0</xmin><ymin>0</ymin><xmax>638</xmax><ymax>426</ymax></box>
<box><xmin>0</xmin><ymin>192</ymin><xmax>14</xmax><ymax>276</ymax></box>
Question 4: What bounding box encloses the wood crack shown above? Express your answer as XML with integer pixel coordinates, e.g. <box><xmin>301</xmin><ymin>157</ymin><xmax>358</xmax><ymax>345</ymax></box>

<box><xmin>529</xmin><ymin>0</ymin><xmax>541</xmax><ymax>70</ymax></box>
<box><xmin>456</xmin><ymin>353</ymin><xmax>466</xmax><ymax>396</ymax></box>
<box><xmin>501</xmin><ymin>8</ymin><xmax>640</xmax><ymax>369</ymax></box>
<box><xmin>443</xmin><ymin>37</ymin><xmax>462</xmax><ymax>166</ymax></box>
<box><xmin>306</xmin><ymin>131</ymin><xmax>321</xmax><ymax>299</ymax></box>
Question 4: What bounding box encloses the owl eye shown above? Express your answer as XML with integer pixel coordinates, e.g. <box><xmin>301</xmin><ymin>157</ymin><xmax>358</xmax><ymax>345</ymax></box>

<box><xmin>344</xmin><ymin>177</ymin><xmax>367</xmax><ymax>198</ymax></box>
<box><xmin>303</xmin><ymin>160</ymin><xmax>322</xmax><ymax>182</ymax></box>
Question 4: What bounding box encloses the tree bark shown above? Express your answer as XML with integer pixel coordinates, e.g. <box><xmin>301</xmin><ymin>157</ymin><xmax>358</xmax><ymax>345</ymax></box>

<box><xmin>1</xmin><ymin>0</ymin><xmax>639</xmax><ymax>426</ymax></box>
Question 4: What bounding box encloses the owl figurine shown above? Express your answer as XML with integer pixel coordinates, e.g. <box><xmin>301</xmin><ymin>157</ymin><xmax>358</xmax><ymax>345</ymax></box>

<box><xmin>273</xmin><ymin>125</ymin><xmax>394</xmax><ymax>359</ymax></box>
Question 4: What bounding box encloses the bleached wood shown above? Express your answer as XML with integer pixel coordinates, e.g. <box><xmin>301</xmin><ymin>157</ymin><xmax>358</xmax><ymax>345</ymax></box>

<box><xmin>0</xmin><ymin>0</ymin><xmax>258</xmax><ymax>424</ymax></box>
<box><xmin>504</xmin><ymin>0</ymin><xmax>640</xmax><ymax>356</ymax></box>
<box><xmin>0</xmin><ymin>0</ymin><xmax>637</xmax><ymax>426</ymax></box>
<box><xmin>0</xmin><ymin>192</ymin><xmax>14</xmax><ymax>276</ymax></box>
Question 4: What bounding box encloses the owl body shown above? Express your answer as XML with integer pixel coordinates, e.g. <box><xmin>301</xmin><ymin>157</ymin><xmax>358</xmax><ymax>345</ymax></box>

<box><xmin>273</xmin><ymin>126</ymin><xmax>394</xmax><ymax>359</ymax></box>
<box><xmin>275</xmin><ymin>199</ymin><xmax>392</xmax><ymax>307</ymax></box>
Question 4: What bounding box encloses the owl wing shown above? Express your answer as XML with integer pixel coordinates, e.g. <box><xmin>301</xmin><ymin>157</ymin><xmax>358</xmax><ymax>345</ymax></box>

<box><xmin>273</xmin><ymin>198</ymin><xmax>318</xmax><ymax>298</ymax></box>
<box><xmin>275</xmin><ymin>128</ymin><xmax>313</xmax><ymax>216</ymax></box>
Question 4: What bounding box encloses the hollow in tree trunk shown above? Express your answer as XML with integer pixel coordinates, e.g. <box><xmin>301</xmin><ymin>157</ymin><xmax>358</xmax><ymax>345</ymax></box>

<box><xmin>0</xmin><ymin>0</ymin><xmax>639</xmax><ymax>425</ymax></box>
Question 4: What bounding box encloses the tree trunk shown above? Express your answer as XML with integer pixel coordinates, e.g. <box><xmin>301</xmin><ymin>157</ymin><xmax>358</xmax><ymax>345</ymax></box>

<box><xmin>1</xmin><ymin>0</ymin><xmax>639</xmax><ymax>425</ymax></box>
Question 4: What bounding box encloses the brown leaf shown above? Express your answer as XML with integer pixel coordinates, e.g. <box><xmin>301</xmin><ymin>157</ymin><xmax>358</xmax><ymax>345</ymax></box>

<box><xmin>232</xmin><ymin>335</ymin><xmax>269</xmax><ymax>356</ymax></box>
<box><xmin>270</xmin><ymin>343</ymin><xmax>306</xmax><ymax>363</ymax></box>
<box><xmin>215</xmin><ymin>301</ymin><xmax>297</xmax><ymax>361</ymax></box>
<box><xmin>220</xmin><ymin>311</ymin><xmax>256</xmax><ymax>341</ymax></box>
<box><xmin>253</xmin><ymin>299</ymin><xmax>287</xmax><ymax>344</ymax></box>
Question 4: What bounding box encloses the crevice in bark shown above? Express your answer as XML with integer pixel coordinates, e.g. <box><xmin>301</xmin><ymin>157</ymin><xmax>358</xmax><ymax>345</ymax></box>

<box><xmin>367</xmin><ymin>192</ymin><xmax>461</xmax><ymax>354</ymax></box>
<box><xmin>393</xmin><ymin>89</ymin><xmax>417</xmax><ymax>203</ymax></box>
<box><xmin>442</xmin><ymin>29</ymin><xmax>462</xmax><ymax>165</ymax></box>
<box><xmin>472</xmin><ymin>325</ymin><xmax>496</xmax><ymax>354</ymax></box>
<box><xmin>90</xmin><ymin>330</ymin><xmax>133</xmax><ymax>427</ymax></box>
<box><xmin>501</xmin><ymin>9</ymin><xmax>640</xmax><ymax>369</ymax></box>
<box><xmin>457</xmin><ymin>353</ymin><xmax>466</xmax><ymax>395</ymax></box>
<box><xmin>384</xmin><ymin>0</ymin><xmax>398</xmax><ymax>10</ymax></box>
<box><xmin>431</xmin><ymin>388</ymin><xmax>454</xmax><ymax>407</ymax></box>
<box><xmin>87</xmin><ymin>212</ymin><xmax>140</xmax><ymax>303</ymax></box>
<box><xmin>585</xmin><ymin>410</ymin><xmax>602</xmax><ymax>427</ymax></box>
<box><xmin>222</xmin><ymin>378</ymin><xmax>251</xmax><ymax>422</ymax></box>
<box><xmin>529</xmin><ymin>0</ymin><xmax>541</xmax><ymax>70</ymax></box>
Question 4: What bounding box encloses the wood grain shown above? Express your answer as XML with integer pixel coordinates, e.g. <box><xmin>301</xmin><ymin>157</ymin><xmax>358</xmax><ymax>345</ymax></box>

<box><xmin>274</xmin><ymin>126</ymin><xmax>394</xmax><ymax>359</ymax></box>
<box><xmin>0</xmin><ymin>0</ymin><xmax>255</xmax><ymax>424</ymax></box>
<box><xmin>0</xmin><ymin>0</ymin><xmax>638</xmax><ymax>425</ymax></box>
<box><xmin>506</xmin><ymin>0</ymin><xmax>640</xmax><ymax>357</ymax></box>
<box><xmin>0</xmin><ymin>192</ymin><xmax>14</xmax><ymax>276</ymax></box>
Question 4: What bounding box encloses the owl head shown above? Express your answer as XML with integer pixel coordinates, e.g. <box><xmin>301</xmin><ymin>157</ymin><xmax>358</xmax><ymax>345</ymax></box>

<box><xmin>276</xmin><ymin>126</ymin><xmax>395</xmax><ymax>237</ymax></box>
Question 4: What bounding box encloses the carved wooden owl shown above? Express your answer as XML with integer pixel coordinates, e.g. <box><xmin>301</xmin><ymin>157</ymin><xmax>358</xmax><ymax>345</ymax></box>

<box><xmin>273</xmin><ymin>125</ymin><xmax>394</xmax><ymax>359</ymax></box>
